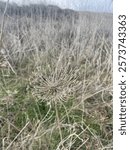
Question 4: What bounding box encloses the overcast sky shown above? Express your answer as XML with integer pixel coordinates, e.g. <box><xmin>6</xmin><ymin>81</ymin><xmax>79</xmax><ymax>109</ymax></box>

<box><xmin>1</xmin><ymin>0</ymin><xmax>113</xmax><ymax>12</ymax></box>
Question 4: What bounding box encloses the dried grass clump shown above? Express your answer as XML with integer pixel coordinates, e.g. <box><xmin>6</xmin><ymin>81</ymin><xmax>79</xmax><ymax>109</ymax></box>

<box><xmin>0</xmin><ymin>7</ymin><xmax>112</xmax><ymax>150</ymax></box>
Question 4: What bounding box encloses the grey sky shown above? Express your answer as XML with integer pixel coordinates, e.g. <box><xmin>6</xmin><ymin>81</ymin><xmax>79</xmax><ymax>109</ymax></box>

<box><xmin>1</xmin><ymin>0</ymin><xmax>113</xmax><ymax>12</ymax></box>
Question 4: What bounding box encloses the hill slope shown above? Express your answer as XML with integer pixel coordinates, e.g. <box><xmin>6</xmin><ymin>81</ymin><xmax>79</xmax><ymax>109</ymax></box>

<box><xmin>0</xmin><ymin>1</ymin><xmax>112</xmax><ymax>150</ymax></box>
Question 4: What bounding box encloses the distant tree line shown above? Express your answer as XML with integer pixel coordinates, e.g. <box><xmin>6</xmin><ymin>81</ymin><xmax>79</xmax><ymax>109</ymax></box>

<box><xmin>0</xmin><ymin>1</ymin><xmax>78</xmax><ymax>20</ymax></box>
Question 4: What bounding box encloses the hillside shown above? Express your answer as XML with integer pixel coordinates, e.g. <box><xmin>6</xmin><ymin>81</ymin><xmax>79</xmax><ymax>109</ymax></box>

<box><xmin>0</xmin><ymin>1</ymin><xmax>113</xmax><ymax>150</ymax></box>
